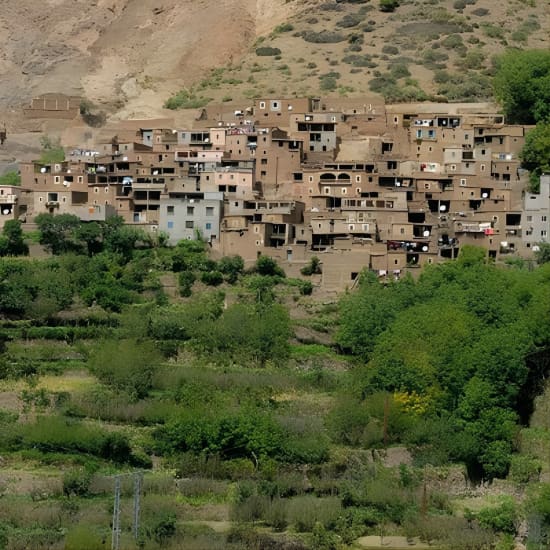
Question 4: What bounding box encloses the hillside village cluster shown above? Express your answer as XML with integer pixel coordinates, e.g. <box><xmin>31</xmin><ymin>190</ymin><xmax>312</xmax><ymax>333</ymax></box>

<box><xmin>6</xmin><ymin>94</ymin><xmax>550</xmax><ymax>289</ymax></box>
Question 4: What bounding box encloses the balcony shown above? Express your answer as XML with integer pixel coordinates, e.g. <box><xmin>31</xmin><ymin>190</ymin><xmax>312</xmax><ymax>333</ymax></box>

<box><xmin>0</xmin><ymin>195</ymin><xmax>17</xmax><ymax>204</ymax></box>
<box><xmin>454</xmin><ymin>221</ymin><xmax>492</xmax><ymax>233</ymax></box>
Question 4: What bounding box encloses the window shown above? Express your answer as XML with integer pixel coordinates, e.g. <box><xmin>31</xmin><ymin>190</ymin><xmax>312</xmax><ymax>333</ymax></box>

<box><xmin>481</xmin><ymin>164</ymin><xmax>485</xmax><ymax>172</ymax></box>
<box><xmin>261</xmin><ymin>158</ymin><xmax>267</xmax><ymax>165</ymax></box>
<box><xmin>526</xmin><ymin>215</ymin><xmax>532</xmax><ymax>222</ymax></box>
<box><xmin>205</xmin><ymin>223</ymin><xmax>212</xmax><ymax>230</ymax></box>
<box><xmin>94</xmin><ymin>187</ymin><xmax>99</xmax><ymax>193</ymax></box>
<box><xmin>54</xmin><ymin>176</ymin><xmax>60</xmax><ymax>183</ymax></box>
<box><xmin>460</xmin><ymin>178</ymin><xmax>466</xmax><ymax>186</ymax></box>
<box><xmin>105</xmin><ymin>187</ymin><xmax>109</xmax><ymax>193</ymax></box>
<box><xmin>167</xmin><ymin>206</ymin><xmax>174</xmax><ymax>215</ymax></box>
<box><xmin>355</xmin><ymin>175</ymin><xmax>361</xmax><ymax>183</ymax></box>
<box><xmin>78</xmin><ymin>176</ymin><xmax>83</xmax><ymax>183</ymax></box>
<box><xmin>167</xmin><ymin>221</ymin><xmax>174</xmax><ymax>229</ymax></box>
<box><xmin>187</xmin><ymin>206</ymin><xmax>194</xmax><ymax>215</ymax></box>
<box><xmin>542</xmin><ymin>216</ymin><xmax>548</xmax><ymax>222</ymax></box>
<box><xmin>206</xmin><ymin>207</ymin><xmax>214</xmax><ymax>216</ymax></box>
<box><xmin>541</xmin><ymin>230</ymin><xmax>547</xmax><ymax>238</ymax></box>
<box><xmin>341</xmin><ymin>188</ymin><xmax>347</xmax><ymax>194</ymax></box>
<box><xmin>185</xmin><ymin>221</ymin><xmax>194</xmax><ymax>229</ymax></box>
<box><xmin>259</xmin><ymin>101</ymin><xmax>266</xmax><ymax>109</ymax></box>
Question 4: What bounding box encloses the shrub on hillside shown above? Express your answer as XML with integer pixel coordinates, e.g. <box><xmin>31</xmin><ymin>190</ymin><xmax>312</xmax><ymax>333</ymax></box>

<box><xmin>301</xmin><ymin>30</ymin><xmax>346</xmax><ymax>44</ymax></box>
<box><xmin>255</xmin><ymin>47</ymin><xmax>281</xmax><ymax>56</ymax></box>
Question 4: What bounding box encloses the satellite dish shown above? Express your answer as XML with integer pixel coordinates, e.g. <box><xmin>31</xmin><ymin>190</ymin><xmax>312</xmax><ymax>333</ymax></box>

<box><xmin>2</xmin><ymin>209</ymin><xmax>9</xmax><ymax>215</ymax></box>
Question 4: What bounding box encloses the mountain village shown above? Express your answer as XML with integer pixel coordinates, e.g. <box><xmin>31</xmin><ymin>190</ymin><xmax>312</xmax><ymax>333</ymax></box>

<box><xmin>8</xmin><ymin>93</ymin><xmax>549</xmax><ymax>290</ymax></box>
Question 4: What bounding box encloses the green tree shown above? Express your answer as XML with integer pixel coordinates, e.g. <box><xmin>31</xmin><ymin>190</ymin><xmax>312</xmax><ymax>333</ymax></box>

<box><xmin>534</xmin><ymin>242</ymin><xmax>550</xmax><ymax>265</ymax></box>
<box><xmin>255</xmin><ymin>255</ymin><xmax>285</xmax><ymax>277</ymax></box>
<box><xmin>218</xmin><ymin>254</ymin><xmax>244</xmax><ymax>283</ymax></box>
<box><xmin>35</xmin><ymin>213</ymin><xmax>82</xmax><ymax>254</ymax></box>
<box><xmin>88</xmin><ymin>339</ymin><xmax>161</xmax><ymax>399</ymax></box>
<box><xmin>198</xmin><ymin>302</ymin><xmax>291</xmax><ymax>366</ymax></box>
<box><xmin>75</xmin><ymin>222</ymin><xmax>103</xmax><ymax>256</ymax></box>
<box><xmin>0</xmin><ymin>220</ymin><xmax>28</xmax><ymax>256</ymax></box>
<box><xmin>151</xmin><ymin>514</ymin><xmax>176</xmax><ymax>547</ymax></box>
<box><xmin>104</xmin><ymin>224</ymin><xmax>149</xmax><ymax>260</ymax></box>
<box><xmin>493</xmin><ymin>49</ymin><xmax>550</xmax><ymax>124</ymax></box>
<box><xmin>521</xmin><ymin>123</ymin><xmax>550</xmax><ymax>191</ymax></box>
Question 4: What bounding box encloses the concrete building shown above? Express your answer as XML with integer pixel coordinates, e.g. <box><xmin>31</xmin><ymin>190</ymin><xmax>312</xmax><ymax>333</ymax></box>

<box><xmin>523</xmin><ymin>175</ymin><xmax>550</xmax><ymax>250</ymax></box>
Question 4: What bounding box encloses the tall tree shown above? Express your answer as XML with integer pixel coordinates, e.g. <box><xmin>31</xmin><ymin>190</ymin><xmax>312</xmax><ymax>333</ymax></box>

<box><xmin>493</xmin><ymin>49</ymin><xmax>550</xmax><ymax>124</ymax></box>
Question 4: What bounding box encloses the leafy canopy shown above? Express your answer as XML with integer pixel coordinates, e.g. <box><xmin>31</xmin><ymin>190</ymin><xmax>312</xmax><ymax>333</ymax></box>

<box><xmin>521</xmin><ymin>122</ymin><xmax>550</xmax><ymax>191</ymax></box>
<box><xmin>493</xmin><ymin>49</ymin><xmax>550</xmax><ymax>124</ymax></box>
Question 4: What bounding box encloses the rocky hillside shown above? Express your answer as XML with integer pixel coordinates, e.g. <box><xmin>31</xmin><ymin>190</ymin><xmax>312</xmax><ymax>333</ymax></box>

<box><xmin>0</xmin><ymin>0</ymin><xmax>309</xmax><ymax>118</ymax></box>
<box><xmin>0</xmin><ymin>0</ymin><xmax>548</xmax><ymax>125</ymax></box>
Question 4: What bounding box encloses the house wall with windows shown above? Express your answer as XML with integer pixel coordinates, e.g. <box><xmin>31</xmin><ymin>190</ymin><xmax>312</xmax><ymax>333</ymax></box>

<box><xmin>159</xmin><ymin>192</ymin><xmax>223</xmax><ymax>244</ymax></box>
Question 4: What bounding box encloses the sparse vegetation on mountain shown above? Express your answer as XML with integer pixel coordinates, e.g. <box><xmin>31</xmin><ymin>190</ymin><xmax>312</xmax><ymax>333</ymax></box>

<box><xmin>0</xmin><ymin>171</ymin><xmax>20</xmax><ymax>186</ymax></box>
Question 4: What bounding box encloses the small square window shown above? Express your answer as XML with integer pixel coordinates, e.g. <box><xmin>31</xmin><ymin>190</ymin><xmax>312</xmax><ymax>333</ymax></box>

<box><xmin>206</xmin><ymin>207</ymin><xmax>214</xmax><ymax>216</ymax></box>
<box><xmin>205</xmin><ymin>223</ymin><xmax>212</xmax><ymax>230</ymax></box>
<box><xmin>186</xmin><ymin>221</ymin><xmax>194</xmax><ymax>229</ymax></box>
<box><xmin>167</xmin><ymin>206</ymin><xmax>174</xmax><ymax>215</ymax></box>
<box><xmin>187</xmin><ymin>206</ymin><xmax>194</xmax><ymax>215</ymax></box>
<box><xmin>167</xmin><ymin>221</ymin><xmax>174</xmax><ymax>229</ymax></box>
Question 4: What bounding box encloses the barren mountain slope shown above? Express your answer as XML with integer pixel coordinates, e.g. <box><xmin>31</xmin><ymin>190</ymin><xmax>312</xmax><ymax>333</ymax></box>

<box><xmin>0</xmin><ymin>0</ymin><xmax>309</xmax><ymax>115</ymax></box>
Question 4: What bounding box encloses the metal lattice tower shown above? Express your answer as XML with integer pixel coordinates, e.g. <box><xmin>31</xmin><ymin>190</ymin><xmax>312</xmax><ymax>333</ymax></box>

<box><xmin>132</xmin><ymin>472</ymin><xmax>143</xmax><ymax>540</ymax></box>
<box><xmin>111</xmin><ymin>476</ymin><xmax>121</xmax><ymax>550</ymax></box>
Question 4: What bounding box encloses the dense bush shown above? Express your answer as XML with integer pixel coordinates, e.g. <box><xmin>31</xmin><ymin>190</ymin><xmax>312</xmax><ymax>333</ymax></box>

<box><xmin>336</xmin><ymin>249</ymin><xmax>550</xmax><ymax>478</ymax></box>
<box><xmin>88</xmin><ymin>339</ymin><xmax>161</xmax><ymax>399</ymax></box>
<box><xmin>301</xmin><ymin>31</ymin><xmax>346</xmax><ymax>44</ymax></box>
<box><xmin>164</xmin><ymin>89</ymin><xmax>211</xmax><ymax>110</ymax></box>
<box><xmin>5</xmin><ymin>416</ymin><xmax>135</xmax><ymax>463</ymax></box>
<box><xmin>255</xmin><ymin>47</ymin><xmax>282</xmax><ymax>56</ymax></box>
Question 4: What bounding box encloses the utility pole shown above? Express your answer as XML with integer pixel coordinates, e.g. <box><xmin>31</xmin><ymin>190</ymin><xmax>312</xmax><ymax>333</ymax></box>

<box><xmin>111</xmin><ymin>476</ymin><xmax>121</xmax><ymax>550</ymax></box>
<box><xmin>132</xmin><ymin>472</ymin><xmax>143</xmax><ymax>540</ymax></box>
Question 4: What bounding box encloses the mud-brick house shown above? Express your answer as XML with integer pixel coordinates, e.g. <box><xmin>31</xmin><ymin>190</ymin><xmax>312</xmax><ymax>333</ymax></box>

<box><xmin>23</xmin><ymin>93</ymin><xmax>81</xmax><ymax>120</ymax></box>
<box><xmin>0</xmin><ymin>186</ymin><xmax>32</xmax><ymax>228</ymax></box>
